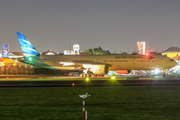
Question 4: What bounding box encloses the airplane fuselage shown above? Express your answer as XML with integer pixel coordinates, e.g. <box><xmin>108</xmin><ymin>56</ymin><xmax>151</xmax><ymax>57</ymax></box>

<box><xmin>36</xmin><ymin>54</ymin><xmax>176</xmax><ymax>70</ymax></box>
<box><xmin>16</xmin><ymin>32</ymin><xmax>177</xmax><ymax>75</ymax></box>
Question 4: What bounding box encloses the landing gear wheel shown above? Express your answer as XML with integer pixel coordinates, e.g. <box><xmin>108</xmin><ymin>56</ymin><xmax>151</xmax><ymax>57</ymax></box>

<box><xmin>100</xmin><ymin>75</ymin><xmax>104</xmax><ymax>78</ymax></box>
<box><xmin>87</xmin><ymin>74</ymin><xmax>91</xmax><ymax>77</ymax></box>
<box><xmin>94</xmin><ymin>74</ymin><xmax>97</xmax><ymax>77</ymax></box>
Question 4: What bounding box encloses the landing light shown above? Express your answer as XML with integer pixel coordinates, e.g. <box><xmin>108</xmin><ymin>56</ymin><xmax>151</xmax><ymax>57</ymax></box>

<box><xmin>110</xmin><ymin>75</ymin><xmax>116</xmax><ymax>80</ymax></box>
<box><xmin>86</xmin><ymin>77</ymin><xmax>89</xmax><ymax>81</ymax></box>
<box><xmin>155</xmin><ymin>69</ymin><xmax>160</xmax><ymax>74</ymax></box>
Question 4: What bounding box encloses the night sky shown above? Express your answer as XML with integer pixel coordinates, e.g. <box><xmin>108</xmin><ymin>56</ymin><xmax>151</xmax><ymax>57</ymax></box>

<box><xmin>0</xmin><ymin>0</ymin><xmax>180</xmax><ymax>53</ymax></box>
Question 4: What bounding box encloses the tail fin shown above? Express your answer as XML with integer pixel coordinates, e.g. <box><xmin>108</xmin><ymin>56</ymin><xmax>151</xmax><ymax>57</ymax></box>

<box><xmin>16</xmin><ymin>32</ymin><xmax>40</xmax><ymax>57</ymax></box>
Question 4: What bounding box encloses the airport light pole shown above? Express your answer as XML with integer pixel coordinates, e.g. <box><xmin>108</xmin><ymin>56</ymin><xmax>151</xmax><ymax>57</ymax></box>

<box><xmin>79</xmin><ymin>93</ymin><xmax>90</xmax><ymax>120</ymax></box>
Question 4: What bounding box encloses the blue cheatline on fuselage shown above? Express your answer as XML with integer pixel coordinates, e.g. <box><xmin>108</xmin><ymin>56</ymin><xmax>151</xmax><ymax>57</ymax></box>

<box><xmin>16</xmin><ymin>32</ymin><xmax>40</xmax><ymax>57</ymax></box>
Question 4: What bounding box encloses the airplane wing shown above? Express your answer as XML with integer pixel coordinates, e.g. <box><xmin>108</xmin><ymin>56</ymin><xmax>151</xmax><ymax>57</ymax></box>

<box><xmin>59</xmin><ymin>61</ymin><xmax>110</xmax><ymax>75</ymax></box>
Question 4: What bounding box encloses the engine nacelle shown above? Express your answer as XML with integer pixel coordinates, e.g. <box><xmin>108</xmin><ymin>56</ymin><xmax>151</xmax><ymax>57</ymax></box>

<box><xmin>116</xmin><ymin>70</ymin><xmax>131</xmax><ymax>74</ymax></box>
<box><xmin>90</xmin><ymin>65</ymin><xmax>109</xmax><ymax>75</ymax></box>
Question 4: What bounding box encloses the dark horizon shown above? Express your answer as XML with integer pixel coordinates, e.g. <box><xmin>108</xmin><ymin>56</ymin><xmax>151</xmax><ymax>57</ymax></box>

<box><xmin>1</xmin><ymin>0</ymin><xmax>180</xmax><ymax>53</ymax></box>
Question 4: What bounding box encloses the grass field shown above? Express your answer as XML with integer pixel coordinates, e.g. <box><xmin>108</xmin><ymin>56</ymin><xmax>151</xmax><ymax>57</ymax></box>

<box><xmin>0</xmin><ymin>76</ymin><xmax>127</xmax><ymax>81</ymax></box>
<box><xmin>0</xmin><ymin>85</ymin><xmax>180</xmax><ymax>120</ymax></box>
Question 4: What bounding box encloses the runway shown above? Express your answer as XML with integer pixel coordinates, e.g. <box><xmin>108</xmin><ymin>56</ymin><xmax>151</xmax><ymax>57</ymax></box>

<box><xmin>0</xmin><ymin>76</ymin><xmax>180</xmax><ymax>87</ymax></box>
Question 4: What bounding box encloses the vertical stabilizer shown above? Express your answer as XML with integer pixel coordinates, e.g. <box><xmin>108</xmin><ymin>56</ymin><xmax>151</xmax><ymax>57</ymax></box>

<box><xmin>16</xmin><ymin>32</ymin><xmax>40</xmax><ymax>57</ymax></box>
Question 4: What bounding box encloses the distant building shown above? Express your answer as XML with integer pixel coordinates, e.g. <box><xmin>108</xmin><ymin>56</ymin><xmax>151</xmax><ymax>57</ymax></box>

<box><xmin>64</xmin><ymin>50</ymin><xmax>74</xmax><ymax>55</ymax></box>
<box><xmin>137</xmin><ymin>42</ymin><xmax>145</xmax><ymax>55</ymax></box>
<box><xmin>73</xmin><ymin>44</ymin><xmax>80</xmax><ymax>54</ymax></box>
<box><xmin>42</xmin><ymin>49</ymin><xmax>58</xmax><ymax>55</ymax></box>
<box><xmin>0</xmin><ymin>58</ymin><xmax>17</xmax><ymax>66</ymax></box>
<box><xmin>172</xmin><ymin>56</ymin><xmax>180</xmax><ymax>65</ymax></box>
<box><xmin>8</xmin><ymin>52</ymin><xmax>24</xmax><ymax>58</ymax></box>
<box><xmin>80</xmin><ymin>52</ymin><xmax>90</xmax><ymax>55</ymax></box>
<box><xmin>64</xmin><ymin>43</ymin><xmax>80</xmax><ymax>55</ymax></box>
<box><xmin>162</xmin><ymin>47</ymin><xmax>180</xmax><ymax>58</ymax></box>
<box><xmin>2</xmin><ymin>44</ymin><xmax>9</xmax><ymax>58</ymax></box>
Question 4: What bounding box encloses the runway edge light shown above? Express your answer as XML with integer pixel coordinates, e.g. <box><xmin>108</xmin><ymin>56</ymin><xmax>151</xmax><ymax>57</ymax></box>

<box><xmin>86</xmin><ymin>77</ymin><xmax>89</xmax><ymax>81</ymax></box>
<box><xmin>111</xmin><ymin>75</ymin><xmax>116</xmax><ymax>80</ymax></box>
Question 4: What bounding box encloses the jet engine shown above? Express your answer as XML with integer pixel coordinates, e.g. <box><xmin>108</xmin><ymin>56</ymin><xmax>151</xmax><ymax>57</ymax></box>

<box><xmin>89</xmin><ymin>65</ymin><xmax>109</xmax><ymax>75</ymax></box>
<box><xmin>116</xmin><ymin>70</ymin><xmax>131</xmax><ymax>74</ymax></box>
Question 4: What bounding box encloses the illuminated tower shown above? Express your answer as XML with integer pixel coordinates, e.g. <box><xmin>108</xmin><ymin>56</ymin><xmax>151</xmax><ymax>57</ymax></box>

<box><xmin>137</xmin><ymin>42</ymin><xmax>145</xmax><ymax>55</ymax></box>
<box><xmin>73</xmin><ymin>44</ymin><xmax>80</xmax><ymax>55</ymax></box>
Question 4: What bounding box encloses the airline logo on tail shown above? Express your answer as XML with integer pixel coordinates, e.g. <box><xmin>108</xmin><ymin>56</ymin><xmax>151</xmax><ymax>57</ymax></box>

<box><xmin>16</xmin><ymin>32</ymin><xmax>40</xmax><ymax>57</ymax></box>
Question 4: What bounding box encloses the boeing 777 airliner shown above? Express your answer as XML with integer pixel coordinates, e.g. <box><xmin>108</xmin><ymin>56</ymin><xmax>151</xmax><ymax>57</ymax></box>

<box><xmin>16</xmin><ymin>32</ymin><xmax>177</xmax><ymax>77</ymax></box>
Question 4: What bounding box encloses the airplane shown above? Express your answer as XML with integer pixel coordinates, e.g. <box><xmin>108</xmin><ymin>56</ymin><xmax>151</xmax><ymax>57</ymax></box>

<box><xmin>16</xmin><ymin>32</ymin><xmax>177</xmax><ymax>77</ymax></box>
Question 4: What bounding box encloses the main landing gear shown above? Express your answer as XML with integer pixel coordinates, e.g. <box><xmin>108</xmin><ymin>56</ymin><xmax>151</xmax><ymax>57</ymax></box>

<box><xmin>80</xmin><ymin>73</ymin><xmax>104</xmax><ymax>78</ymax></box>
<box><xmin>93</xmin><ymin>74</ymin><xmax>104</xmax><ymax>78</ymax></box>
<box><xmin>80</xmin><ymin>68</ymin><xmax>105</xmax><ymax>78</ymax></box>
<box><xmin>80</xmin><ymin>73</ymin><xmax>92</xmax><ymax>77</ymax></box>
<box><xmin>80</xmin><ymin>68</ymin><xmax>92</xmax><ymax>77</ymax></box>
